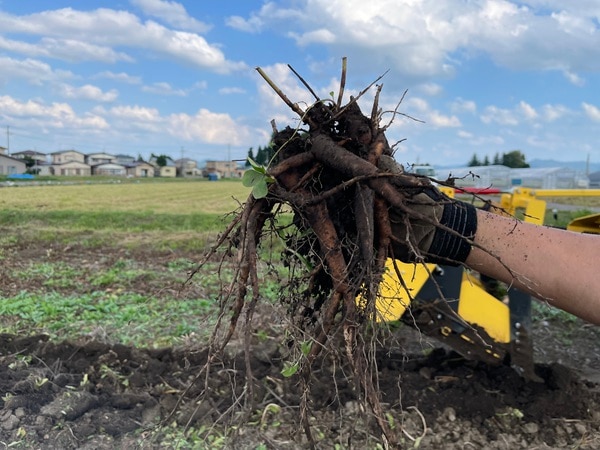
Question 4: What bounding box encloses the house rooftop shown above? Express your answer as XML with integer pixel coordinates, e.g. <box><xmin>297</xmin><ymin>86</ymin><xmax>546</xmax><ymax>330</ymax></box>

<box><xmin>51</xmin><ymin>149</ymin><xmax>85</xmax><ymax>155</ymax></box>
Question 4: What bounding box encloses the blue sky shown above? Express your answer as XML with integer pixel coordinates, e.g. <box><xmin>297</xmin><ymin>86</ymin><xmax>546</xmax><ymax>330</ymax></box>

<box><xmin>1</xmin><ymin>0</ymin><xmax>600</xmax><ymax>168</ymax></box>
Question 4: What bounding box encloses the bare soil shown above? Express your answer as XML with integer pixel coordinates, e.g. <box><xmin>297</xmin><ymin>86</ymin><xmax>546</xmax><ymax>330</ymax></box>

<box><xmin>1</xmin><ymin>236</ymin><xmax>600</xmax><ymax>449</ymax></box>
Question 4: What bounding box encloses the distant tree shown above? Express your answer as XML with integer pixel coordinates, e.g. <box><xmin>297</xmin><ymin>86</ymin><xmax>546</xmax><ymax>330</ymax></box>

<box><xmin>467</xmin><ymin>153</ymin><xmax>481</xmax><ymax>167</ymax></box>
<box><xmin>23</xmin><ymin>156</ymin><xmax>37</xmax><ymax>174</ymax></box>
<box><xmin>502</xmin><ymin>150</ymin><xmax>530</xmax><ymax>168</ymax></box>
<box><xmin>254</xmin><ymin>145</ymin><xmax>274</xmax><ymax>166</ymax></box>
<box><xmin>151</xmin><ymin>153</ymin><xmax>173</xmax><ymax>167</ymax></box>
<box><xmin>245</xmin><ymin>147</ymin><xmax>255</xmax><ymax>167</ymax></box>
<box><xmin>483</xmin><ymin>155</ymin><xmax>490</xmax><ymax>166</ymax></box>
<box><xmin>493</xmin><ymin>153</ymin><xmax>502</xmax><ymax>165</ymax></box>
<box><xmin>22</xmin><ymin>156</ymin><xmax>35</xmax><ymax>169</ymax></box>
<box><xmin>137</xmin><ymin>153</ymin><xmax>145</xmax><ymax>162</ymax></box>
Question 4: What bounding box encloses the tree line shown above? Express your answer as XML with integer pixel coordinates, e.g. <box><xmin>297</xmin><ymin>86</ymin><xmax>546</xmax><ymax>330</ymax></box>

<box><xmin>245</xmin><ymin>145</ymin><xmax>275</xmax><ymax>166</ymax></box>
<box><xmin>468</xmin><ymin>150</ymin><xmax>530</xmax><ymax>168</ymax></box>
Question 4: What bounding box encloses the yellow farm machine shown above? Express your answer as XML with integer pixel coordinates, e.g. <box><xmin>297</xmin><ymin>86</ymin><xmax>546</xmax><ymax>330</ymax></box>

<box><xmin>376</xmin><ymin>187</ymin><xmax>600</xmax><ymax>379</ymax></box>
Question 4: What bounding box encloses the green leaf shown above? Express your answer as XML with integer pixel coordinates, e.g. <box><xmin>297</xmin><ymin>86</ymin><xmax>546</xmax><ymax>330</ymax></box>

<box><xmin>252</xmin><ymin>179</ymin><xmax>269</xmax><ymax>199</ymax></box>
<box><xmin>300</xmin><ymin>340</ymin><xmax>312</xmax><ymax>356</ymax></box>
<box><xmin>281</xmin><ymin>362</ymin><xmax>299</xmax><ymax>378</ymax></box>
<box><xmin>247</xmin><ymin>157</ymin><xmax>266</xmax><ymax>173</ymax></box>
<box><xmin>242</xmin><ymin>169</ymin><xmax>263</xmax><ymax>187</ymax></box>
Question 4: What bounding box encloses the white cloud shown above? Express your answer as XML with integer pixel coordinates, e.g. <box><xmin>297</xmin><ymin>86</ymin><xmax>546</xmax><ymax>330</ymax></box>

<box><xmin>104</xmin><ymin>105</ymin><xmax>161</xmax><ymax>122</ymax></box>
<box><xmin>94</xmin><ymin>71</ymin><xmax>142</xmax><ymax>85</ymax></box>
<box><xmin>219</xmin><ymin>87</ymin><xmax>246</xmax><ymax>95</ymax></box>
<box><xmin>226</xmin><ymin>15</ymin><xmax>263</xmax><ymax>33</ymax></box>
<box><xmin>130</xmin><ymin>0</ymin><xmax>211</xmax><ymax>33</ymax></box>
<box><xmin>401</xmin><ymin>96</ymin><xmax>460</xmax><ymax>127</ymax></box>
<box><xmin>563</xmin><ymin>70</ymin><xmax>585</xmax><ymax>86</ymax></box>
<box><xmin>0</xmin><ymin>56</ymin><xmax>73</xmax><ymax>86</ymax></box>
<box><xmin>405</xmin><ymin>97</ymin><xmax>429</xmax><ymax>114</ymax></box>
<box><xmin>451</xmin><ymin>98</ymin><xmax>477</xmax><ymax>114</ymax></box>
<box><xmin>92</xmin><ymin>105</ymin><xmax>161</xmax><ymax>133</ymax></box>
<box><xmin>429</xmin><ymin>111</ymin><xmax>461</xmax><ymax>127</ymax></box>
<box><xmin>0</xmin><ymin>36</ymin><xmax>132</xmax><ymax>64</ymax></box>
<box><xmin>291</xmin><ymin>29</ymin><xmax>336</xmax><ymax>46</ymax></box>
<box><xmin>417</xmin><ymin>83</ymin><xmax>443</xmax><ymax>96</ymax></box>
<box><xmin>167</xmin><ymin>109</ymin><xmax>256</xmax><ymax>146</ymax></box>
<box><xmin>541</xmin><ymin>104</ymin><xmax>570</xmax><ymax>122</ymax></box>
<box><xmin>481</xmin><ymin>101</ymin><xmax>544</xmax><ymax>126</ymax></box>
<box><xmin>226</xmin><ymin>2</ymin><xmax>303</xmax><ymax>33</ymax></box>
<box><xmin>481</xmin><ymin>105</ymin><xmax>519</xmax><ymax>126</ymax></box>
<box><xmin>142</xmin><ymin>82</ymin><xmax>187</xmax><ymax>96</ymax></box>
<box><xmin>454</xmin><ymin>130</ymin><xmax>505</xmax><ymax>147</ymax></box>
<box><xmin>0</xmin><ymin>8</ymin><xmax>245</xmax><ymax>73</ymax></box>
<box><xmin>518</xmin><ymin>101</ymin><xmax>538</xmax><ymax>120</ymax></box>
<box><xmin>94</xmin><ymin>103</ymin><xmax>265</xmax><ymax>147</ymax></box>
<box><xmin>582</xmin><ymin>102</ymin><xmax>600</xmax><ymax>122</ymax></box>
<box><xmin>234</xmin><ymin>0</ymin><xmax>600</xmax><ymax>79</ymax></box>
<box><xmin>0</xmin><ymin>95</ymin><xmax>108</xmax><ymax>129</ymax></box>
<box><xmin>58</xmin><ymin>84</ymin><xmax>118</xmax><ymax>102</ymax></box>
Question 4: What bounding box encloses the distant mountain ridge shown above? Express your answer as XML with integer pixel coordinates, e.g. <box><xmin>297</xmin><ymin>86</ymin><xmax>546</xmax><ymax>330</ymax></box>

<box><xmin>529</xmin><ymin>159</ymin><xmax>600</xmax><ymax>173</ymax></box>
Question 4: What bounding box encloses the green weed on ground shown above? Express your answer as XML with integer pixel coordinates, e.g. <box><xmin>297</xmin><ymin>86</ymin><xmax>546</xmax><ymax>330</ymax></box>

<box><xmin>0</xmin><ymin>290</ymin><xmax>219</xmax><ymax>348</ymax></box>
<box><xmin>0</xmin><ymin>209</ymin><xmax>229</xmax><ymax>233</ymax></box>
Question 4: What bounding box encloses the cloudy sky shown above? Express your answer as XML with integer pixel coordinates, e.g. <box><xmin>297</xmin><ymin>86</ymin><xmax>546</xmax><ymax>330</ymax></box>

<box><xmin>1</xmin><ymin>0</ymin><xmax>600</xmax><ymax>167</ymax></box>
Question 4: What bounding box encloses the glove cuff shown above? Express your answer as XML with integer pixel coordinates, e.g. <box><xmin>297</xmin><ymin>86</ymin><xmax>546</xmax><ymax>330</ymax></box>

<box><xmin>428</xmin><ymin>201</ymin><xmax>477</xmax><ymax>264</ymax></box>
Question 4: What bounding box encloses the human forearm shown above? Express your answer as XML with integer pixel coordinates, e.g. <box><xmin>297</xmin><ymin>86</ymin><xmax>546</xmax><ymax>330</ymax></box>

<box><xmin>465</xmin><ymin>209</ymin><xmax>600</xmax><ymax>324</ymax></box>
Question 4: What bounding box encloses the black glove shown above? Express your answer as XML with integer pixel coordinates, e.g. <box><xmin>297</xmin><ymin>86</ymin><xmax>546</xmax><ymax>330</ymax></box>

<box><xmin>379</xmin><ymin>156</ymin><xmax>477</xmax><ymax>265</ymax></box>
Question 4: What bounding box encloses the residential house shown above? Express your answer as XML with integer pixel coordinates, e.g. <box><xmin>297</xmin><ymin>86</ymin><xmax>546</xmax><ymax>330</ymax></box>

<box><xmin>49</xmin><ymin>150</ymin><xmax>90</xmax><ymax>176</ymax></box>
<box><xmin>52</xmin><ymin>160</ymin><xmax>92</xmax><ymax>176</ymax></box>
<box><xmin>156</xmin><ymin>165</ymin><xmax>177</xmax><ymax>177</ymax></box>
<box><xmin>10</xmin><ymin>150</ymin><xmax>47</xmax><ymax>165</ymax></box>
<box><xmin>0</xmin><ymin>154</ymin><xmax>26</xmax><ymax>176</ymax></box>
<box><xmin>10</xmin><ymin>150</ymin><xmax>48</xmax><ymax>174</ymax></box>
<box><xmin>92</xmin><ymin>162</ymin><xmax>127</xmax><ymax>176</ymax></box>
<box><xmin>126</xmin><ymin>161</ymin><xmax>155</xmax><ymax>178</ymax></box>
<box><xmin>149</xmin><ymin>155</ymin><xmax>177</xmax><ymax>177</ymax></box>
<box><xmin>36</xmin><ymin>163</ymin><xmax>54</xmax><ymax>176</ymax></box>
<box><xmin>115</xmin><ymin>154</ymin><xmax>136</xmax><ymax>165</ymax></box>
<box><xmin>175</xmin><ymin>158</ymin><xmax>200</xmax><ymax>177</ymax></box>
<box><xmin>204</xmin><ymin>160</ymin><xmax>244</xmax><ymax>178</ymax></box>
<box><xmin>86</xmin><ymin>153</ymin><xmax>116</xmax><ymax>165</ymax></box>
<box><xmin>51</xmin><ymin>150</ymin><xmax>85</xmax><ymax>164</ymax></box>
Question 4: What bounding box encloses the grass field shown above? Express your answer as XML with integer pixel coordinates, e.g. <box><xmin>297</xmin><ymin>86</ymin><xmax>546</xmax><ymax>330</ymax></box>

<box><xmin>0</xmin><ymin>179</ymin><xmax>273</xmax><ymax>347</ymax></box>
<box><xmin>0</xmin><ymin>179</ymin><xmax>251</xmax><ymax>214</ymax></box>
<box><xmin>0</xmin><ymin>179</ymin><xmax>253</xmax><ymax>244</ymax></box>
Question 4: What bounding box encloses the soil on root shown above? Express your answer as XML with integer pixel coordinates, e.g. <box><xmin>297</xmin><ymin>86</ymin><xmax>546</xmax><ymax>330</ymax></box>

<box><xmin>1</xmin><ymin>329</ymin><xmax>600</xmax><ymax>449</ymax></box>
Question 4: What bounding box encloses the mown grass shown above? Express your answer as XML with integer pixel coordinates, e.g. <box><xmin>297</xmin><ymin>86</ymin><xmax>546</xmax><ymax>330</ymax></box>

<box><xmin>0</xmin><ymin>180</ymin><xmax>256</xmax><ymax>346</ymax></box>
<box><xmin>0</xmin><ymin>209</ymin><xmax>228</xmax><ymax>232</ymax></box>
<box><xmin>0</xmin><ymin>179</ymin><xmax>250</xmax><ymax>214</ymax></box>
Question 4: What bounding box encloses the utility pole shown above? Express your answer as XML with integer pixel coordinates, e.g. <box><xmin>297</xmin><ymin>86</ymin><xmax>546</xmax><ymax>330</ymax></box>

<box><xmin>586</xmin><ymin>153</ymin><xmax>590</xmax><ymax>176</ymax></box>
<box><xmin>180</xmin><ymin>146</ymin><xmax>185</xmax><ymax>177</ymax></box>
<box><xmin>227</xmin><ymin>144</ymin><xmax>231</xmax><ymax>178</ymax></box>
